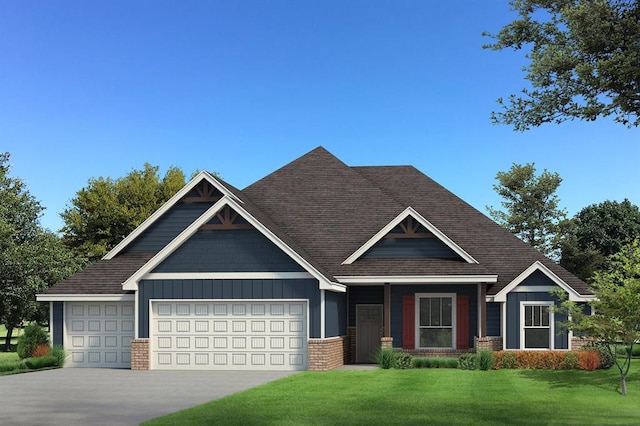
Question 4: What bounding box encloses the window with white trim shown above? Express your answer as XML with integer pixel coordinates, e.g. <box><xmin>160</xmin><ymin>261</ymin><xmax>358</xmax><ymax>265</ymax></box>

<box><xmin>417</xmin><ymin>294</ymin><xmax>455</xmax><ymax>348</ymax></box>
<box><xmin>521</xmin><ymin>302</ymin><xmax>554</xmax><ymax>349</ymax></box>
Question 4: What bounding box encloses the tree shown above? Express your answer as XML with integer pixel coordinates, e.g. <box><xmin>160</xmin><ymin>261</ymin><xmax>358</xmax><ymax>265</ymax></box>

<box><xmin>558</xmin><ymin>239</ymin><xmax>640</xmax><ymax>396</ymax></box>
<box><xmin>487</xmin><ymin>163</ymin><xmax>567</xmax><ymax>257</ymax></box>
<box><xmin>0</xmin><ymin>153</ymin><xmax>84</xmax><ymax>350</ymax></box>
<box><xmin>561</xmin><ymin>199</ymin><xmax>640</xmax><ymax>280</ymax></box>
<box><xmin>60</xmin><ymin>163</ymin><xmax>186</xmax><ymax>261</ymax></box>
<box><xmin>484</xmin><ymin>0</ymin><xmax>640</xmax><ymax>130</ymax></box>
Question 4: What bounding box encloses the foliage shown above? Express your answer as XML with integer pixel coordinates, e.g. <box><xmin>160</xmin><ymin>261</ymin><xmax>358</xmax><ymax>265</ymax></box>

<box><xmin>393</xmin><ymin>352</ymin><xmax>412</xmax><ymax>369</ymax></box>
<box><xmin>562</xmin><ymin>351</ymin><xmax>579</xmax><ymax>370</ymax></box>
<box><xmin>492</xmin><ymin>351</ymin><xmax>578</xmax><ymax>370</ymax></box>
<box><xmin>374</xmin><ymin>348</ymin><xmax>396</xmax><ymax>369</ymax></box>
<box><xmin>412</xmin><ymin>357</ymin><xmax>458</xmax><ymax>369</ymax></box>
<box><xmin>497</xmin><ymin>351</ymin><xmax>517</xmax><ymax>369</ymax></box>
<box><xmin>61</xmin><ymin>163</ymin><xmax>187</xmax><ymax>261</ymax></box>
<box><xmin>578</xmin><ymin>351</ymin><xmax>601</xmax><ymax>371</ymax></box>
<box><xmin>561</xmin><ymin>200</ymin><xmax>640</xmax><ymax>280</ymax></box>
<box><xmin>50</xmin><ymin>345</ymin><xmax>66</xmax><ymax>367</ymax></box>
<box><xmin>31</xmin><ymin>343</ymin><xmax>51</xmax><ymax>358</ymax></box>
<box><xmin>484</xmin><ymin>0</ymin><xmax>640</xmax><ymax>130</ymax></box>
<box><xmin>558</xmin><ymin>240</ymin><xmax>640</xmax><ymax>395</ymax></box>
<box><xmin>487</xmin><ymin>163</ymin><xmax>567</xmax><ymax>257</ymax></box>
<box><xmin>0</xmin><ymin>359</ymin><xmax>27</xmax><ymax>373</ymax></box>
<box><xmin>582</xmin><ymin>342</ymin><xmax>615</xmax><ymax>369</ymax></box>
<box><xmin>621</xmin><ymin>345</ymin><xmax>640</xmax><ymax>358</ymax></box>
<box><xmin>16</xmin><ymin>324</ymin><xmax>49</xmax><ymax>359</ymax></box>
<box><xmin>457</xmin><ymin>353</ymin><xmax>477</xmax><ymax>370</ymax></box>
<box><xmin>24</xmin><ymin>355</ymin><xmax>57</xmax><ymax>370</ymax></box>
<box><xmin>477</xmin><ymin>350</ymin><xmax>495</xmax><ymax>371</ymax></box>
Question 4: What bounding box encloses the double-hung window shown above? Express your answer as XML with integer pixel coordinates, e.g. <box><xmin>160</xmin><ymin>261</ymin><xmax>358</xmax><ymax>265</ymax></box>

<box><xmin>521</xmin><ymin>302</ymin><xmax>554</xmax><ymax>349</ymax></box>
<box><xmin>417</xmin><ymin>294</ymin><xmax>455</xmax><ymax>348</ymax></box>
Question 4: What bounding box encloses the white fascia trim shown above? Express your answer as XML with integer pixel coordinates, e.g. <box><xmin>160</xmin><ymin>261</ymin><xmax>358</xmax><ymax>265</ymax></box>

<box><xmin>145</xmin><ymin>272</ymin><xmax>314</xmax><ymax>280</ymax></box>
<box><xmin>104</xmin><ymin>171</ymin><xmax>240</xmax><ymax>260</ymax></box>
<box><xmin>335</xmin><ymin>275</ymin><xmax>498</xmax><ymax>284</ymax></box>
<box><xmin>342</xmin><ymin>206</ymin><xmax>478</xmax><ymax>265</ymax></box>
<box><xmin>122</xmin><ymin>197</ymin><xmax>346</xmax><ymax>293</ymax></box>
<box><xmin>36</xmin><ymin>294</ymin><xmax>135</xmax><ymax>302</ymax></box>
<box><xmin>493</xmin><ymin>261</ymin><xmax>588</xmax><ymax>302</ymax></box>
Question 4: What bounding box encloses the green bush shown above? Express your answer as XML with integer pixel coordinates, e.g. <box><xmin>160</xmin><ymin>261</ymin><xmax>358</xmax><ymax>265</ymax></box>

<box><xmin>623</xmin><ymin>344</ymin><xmax>640</xmax><ymax>357</ymax></box>
<box><xmin>17</xmin><ymin>324</ymin><xmax>50</xmax><ymax>359</ymax></box>
<box><xmin>457</xmin><ymin>353</ymin><xmax>477</xmax><ymax>370</ymax></box>
<box><xmin>394</xmin><ymin>352</ymin><xmax>412</xmax><ymax>369</ymax></box>
<box><xmin>375</xmin><ymin>348</ymin><xmax>396</xmax><ymax>369</ymax></box>
<box><xmin>50</xmin><ymin>345</ymin><xmax>67</xmax><ymax>367</ymax></box>
<box><xmin>24</xmin><ymin>355</ymin><xmax>58</xmax><ymax>370</ymax></box>
<box><xmin>412</xmin><ymin>357</ymin><xmax>458</xmax><ymax>369</ymax></box>
<box><xmin>0</xmin><ymin>360</ymin><xmax>27</xmax><ymax>372</ymax></box>
<box><xmin>497</xmin><ymin>351</ymin><xmax>517</xmax><ymax>369</ymax></box>
<box><xmin>562</xmin><ymin>351</ymin><xmax>579</xmax><ymax>369</ymax></box>
<box><xmin>477</xmin><ymin>350</ymin><xmax>494</xmax><ymax>371</ymax></box>
<box><xmin>581</xmin><ymin>342</ymin><xmax>614</xmax><ymax>369</ymax></box>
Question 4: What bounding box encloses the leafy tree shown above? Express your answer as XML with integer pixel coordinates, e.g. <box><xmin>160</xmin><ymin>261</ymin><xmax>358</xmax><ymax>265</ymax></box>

<box><xmin>487</xmin><ymin>163</ymin><xmax>567</xmax><ymax>257</ymax></box>
<box><xmin>561</xmin><ymin>199</ymin><xmax>640</xmax><ymax>280</ymax></box>
<box><xmin>0</xmin><ymin>153</ymin><xmax>84</xmax><ymax>350</ymax></box>
<box><xmin>61</xmin><ymin>163</ymin><xmax>186</xmax><ymax>261</ymax></box>
<box><xmin>558</xmin><ymin>239</ymin><xmax>640</xmax><ymax>396</ymax></box>
<box><xmin>484</xmin><ymin>0</ymin><xmax>640</xmax><ymax>130</ymax></box>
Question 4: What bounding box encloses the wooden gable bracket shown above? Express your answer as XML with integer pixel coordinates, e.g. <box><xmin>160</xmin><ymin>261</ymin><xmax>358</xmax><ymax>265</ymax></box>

<box><xmin>181</xmin><ymin>180</ymin><xmax>222</xmax><ymax>203</ymax></box>
<box><xmin>200</xmin><ymin>205</ymin><xmax>253</xmax><ymax>230</ymax></box>
<box><xmin>384</xmin><ymin>216</ymin><xmax>434</xmax><ymax>239</ymax></box>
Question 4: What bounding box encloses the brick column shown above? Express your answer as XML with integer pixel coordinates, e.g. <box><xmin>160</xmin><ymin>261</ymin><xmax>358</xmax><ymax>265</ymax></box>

<box><xmin>308</xmin><ymin>337</ymin><xmax>345</xmax><ymax>371</ymax></box>
<box><xmin>381</xmin><ymin>337</ymin><xmax>393</xmax><ymax>349</ymax></box>
<box><xmin>131</xmin><ymin>339</ymin><xmax>150</xmax><ymax>370</ymax></box>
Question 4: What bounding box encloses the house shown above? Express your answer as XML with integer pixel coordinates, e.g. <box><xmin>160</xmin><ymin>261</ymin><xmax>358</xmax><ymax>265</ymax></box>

<box><xmin>37</xmin><ymin>147</ymin><xmax>593</xmax><ymax>371</ymax></box>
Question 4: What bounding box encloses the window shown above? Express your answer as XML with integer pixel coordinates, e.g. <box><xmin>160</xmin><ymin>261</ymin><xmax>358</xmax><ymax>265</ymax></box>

<box><xmin>417</xmin><ymin>294</ymin><xmax>455</xmax><ymax>348</ymax></box>
<box><xmin>521</xmin><ymin>303</ymin><xmax>553</xmax><ymax>349</ymax></box>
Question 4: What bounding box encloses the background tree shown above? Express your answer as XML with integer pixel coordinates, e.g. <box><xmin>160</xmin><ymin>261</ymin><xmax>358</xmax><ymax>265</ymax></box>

<box><xmin>0</xmin><ymin>153</ymin><xmax>84</xmax><ymax>350</ymax></box>
<box><xmin>484</xmin><ymin>0</ymin><xmax>640</xmax><ymax>130</ymax></box>
<box><xmin>487</xmin><ymin>162</ymin><xmax>567</xmax><ymax>257</ymax></box>
<box><xmin>558</xmin><ymin>239</ymin><xmax>640</xmax><ymax>396</ymax></box>
<box><xmin>561</xmin><ymin>199</ymin><xmax>640</xmax><ymax>281</ymax></box>
<box><xmin>61</xmin><ymin>163</ymin><xmax>186</xmax><ymax>261</ymax></box>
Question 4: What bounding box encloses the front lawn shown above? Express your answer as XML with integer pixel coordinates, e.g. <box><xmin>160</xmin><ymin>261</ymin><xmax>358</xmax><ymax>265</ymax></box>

<box><xmin>145</xmin><ymin>367</ymin><xmax>640</xmax><ymax>425</ymax></box>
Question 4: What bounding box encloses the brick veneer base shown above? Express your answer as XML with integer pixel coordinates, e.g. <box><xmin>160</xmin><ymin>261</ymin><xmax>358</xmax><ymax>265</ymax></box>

<box><xmin>475</xmin><ymin>336</ymin><xmax>503</xmax><ymax>351</ymax></box>
<box><xmin>381</xmin><ymin>337</ymin><xmax>393</xmax><ymax>348</ymax></box>
<box><xmin>571</xmin><ymin>337</ymin><xmax>596</xmax><ymax>351</ymax></box>
<box><xmin>308</xmin><ymin>337</ymin><xmax>345</xmax><ymax>371</ymax></box>
<box><xmin>131</xmin><ymin>339</ymin><xmax>150</xmax><ymax>370</ymax></box>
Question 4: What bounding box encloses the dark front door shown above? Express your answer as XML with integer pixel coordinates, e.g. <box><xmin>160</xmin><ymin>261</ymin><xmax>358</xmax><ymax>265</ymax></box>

<box><xmin>356</xmin><ymin>305</ymin><xmax>383</xmax><ymax>363</ymax></box>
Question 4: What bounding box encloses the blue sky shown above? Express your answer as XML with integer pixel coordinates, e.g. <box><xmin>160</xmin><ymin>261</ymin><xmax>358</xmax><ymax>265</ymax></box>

<box><xmin>2</xmin><ymin>1</ymin><xmax>638</xmax><ymax>233</ymax></box>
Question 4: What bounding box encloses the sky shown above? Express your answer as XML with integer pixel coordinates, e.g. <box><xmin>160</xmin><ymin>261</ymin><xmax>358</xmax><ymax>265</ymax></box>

<box><xmin>2</xmin><ymin>0</ymin><xmax>638</xmax><ymax>233</ymax></box>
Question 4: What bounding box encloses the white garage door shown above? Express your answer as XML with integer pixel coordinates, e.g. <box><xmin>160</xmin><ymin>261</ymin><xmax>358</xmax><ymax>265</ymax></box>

<box><xmin>65</xmin><ymin>302</ymin><xmax>135</xmax><ymax>368</ymax></box>
<box><xmin>151</xmin><ymin>300</ymin><xmax>308</xmax><ymax>371</ymax></box>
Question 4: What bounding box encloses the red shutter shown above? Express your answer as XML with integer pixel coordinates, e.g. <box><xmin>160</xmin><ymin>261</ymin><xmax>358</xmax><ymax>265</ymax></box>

<box><xmin>456</xmin><ymin>295</ymin><xmax>469</xmax><ymax>350</ymax></box>
<box><xmin>402</xmin><ymin>295</ymin><xmax>415</xmax><ymax>350</ymax></box>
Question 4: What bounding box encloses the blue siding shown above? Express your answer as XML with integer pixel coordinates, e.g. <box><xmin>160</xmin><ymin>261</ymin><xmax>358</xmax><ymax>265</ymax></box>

<box><xmin>52</xmin><ymin>302</ymin><xmax>63</xmax><ymax>346</ymax></box>
<box><xmin>348</xmin><ymin>286</ymin><xmax>384</xmax><ymax>327</ymax></box>
<box><xmin>521</xmin><ymin>270</ymin><xmax>557</xmax><ymax>286</ymax></box>
<box><xmin>325</xmin><ymin>291</ymin><xmax>347</xmax><ymax>337</ymax></box>
<box><xmin>153</xmin><ymin>229</ymin><xmax>304</xmax><ymax>273</ymax></box>
<box><xmin>124</xmin><ymin>203</ymin><xmax>213</xmax><ymax>253</ymax></box>
<box><xmin>390</xmin><ymin>284</ymin><xmax>478</xmax><ymax>349</ymax></box>
<box><xmin>138</xmin><ymin>279</ymin><xmax>321</xmax><ymax>338</ymax></box>
<box><xmin>505</xmin><ymin>292</ymin><xmax>568</xmax><ymax>350</ymax></box>
<box><xmin>363</xmin><ymin>238</ymin><xmax>461</xmax><ymax>260</ymax></box>
<box><xmin>486</xmin><ymin>302</ymin><xmax>501</xmax><ymax>336</ymax></box>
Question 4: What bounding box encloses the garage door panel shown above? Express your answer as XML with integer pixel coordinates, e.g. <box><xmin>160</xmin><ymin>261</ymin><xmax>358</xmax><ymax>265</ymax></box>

<box><xmin>151</xmin><ymin>301</ymin><xmax>307</xmax><ymax>371</ymax></box>
<box><xmin>65</xmin><ymin>302</ymin><xmax>135</xmax><ymax>368</ymax></box>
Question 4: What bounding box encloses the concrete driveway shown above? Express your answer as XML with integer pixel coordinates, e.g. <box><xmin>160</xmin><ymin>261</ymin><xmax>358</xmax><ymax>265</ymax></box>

<box><xmin>0</xmin><ymin>368</ymin><xmax>296</xmax><ymax>425</ymax></box>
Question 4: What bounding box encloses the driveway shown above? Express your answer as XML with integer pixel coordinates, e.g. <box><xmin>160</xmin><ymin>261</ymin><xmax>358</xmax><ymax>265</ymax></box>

<box><xmin>0</xmin><ymin>368</ymin><xmax>296</xmax><ymax>425</ymax></box>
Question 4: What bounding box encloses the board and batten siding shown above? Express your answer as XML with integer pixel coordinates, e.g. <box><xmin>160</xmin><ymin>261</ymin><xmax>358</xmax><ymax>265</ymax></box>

<box><xmin>505</xmin><ymin>292</ymin><xmax>568</xmax><ymax>350</ymax></box>
<box><xmin>124</xmin><ymin>203</ymin><xmax>213</xmax><ymax>253</ymax></box>
<box><xmin>362</xmin><ymin>238</ymin><xmax>461</xmax><ymax>260</ymax></box>
<box><xmin>347</xmin><ymin>286</ymin><xmax>384</xmax><ymax>327</ymax></box>
<box><xmin>486</xmin><ymin>302</ymin><xmax>501</xmax><ymax>337</ymax></box>
<box><xmin>138</xmin><ymin>279</ymin><xmax>321</xmax><ymax>339</ymax></box>
<box><xmin>325</xmin><ymin>290</ymin><xmax>347</xmax><ymax>337</ymax></box>
<box><xmin>153</xmin><ymin>229</ymin><xmax>305</xmax><ymax>273</ymax></box>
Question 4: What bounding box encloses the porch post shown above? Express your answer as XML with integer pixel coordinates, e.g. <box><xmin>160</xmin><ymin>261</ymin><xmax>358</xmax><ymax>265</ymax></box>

<box><xmin>480</xmin><ymin>283</ymin><xmax>487</xmax><ymax>338</ymax></box>
<box><xmin>383</xmin><ymin>283</ymin><xmax>391</xmax><ymax>336</ymax></box>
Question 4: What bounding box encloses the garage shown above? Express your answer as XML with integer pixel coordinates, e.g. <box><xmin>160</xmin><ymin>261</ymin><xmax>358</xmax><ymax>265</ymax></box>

<box><xmin>150</xmin><ymin>300</ymin><xmax>308</xmax><ymax>371</ymax></box>
<box><xmin>65</xmin><ymin>302</ymin><xmax>135</xmax><ymax>368</ymax></box>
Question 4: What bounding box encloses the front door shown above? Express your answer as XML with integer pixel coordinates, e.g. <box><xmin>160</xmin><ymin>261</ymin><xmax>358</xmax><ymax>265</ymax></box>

<box><xmin>356</xmin><ymin>305</ymin><xmax>383</xmax><ymax>363</ymax></box>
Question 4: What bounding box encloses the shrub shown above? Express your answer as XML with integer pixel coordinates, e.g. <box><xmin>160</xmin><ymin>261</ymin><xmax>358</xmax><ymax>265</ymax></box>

<box><xmin>0</xmin><ymin>360</ymin><xmax>27</xmax><ymax>373</ymax></box>
<box><xmin>412</xmin><ymin>357</ymin><xmax>458</xmax><ymax>369</ymax></box>
<box><xmin>394</xmin><ymin>352</ymin><xmax>412</xmax><ymax>369</ymax></box>
<box><xmin>32</xmin><ymin>343</ymin><xmax>51</xmax><ymax>358</ymax></box>
<box><xmin>578</xmin><ymin>351</ymin><xmax>600</xmax><ymax>371</ymax></box>
<box><xmin>623</xmin><ymin>344</ymin><xmax>640</xmax><ymax>357</ymax></box>
<box><xmin>477</xmin><ymin>350</ymin><xmax>494</xmax><ymax>371</ymax></box>
<box><xmin>24</xmin><ymin>355</ymin><xmax>58</xmax><ymax>370</ymax></box>
<box><xmin>562</xmin><ymin>351</ymin><xmax>579</xmax><ymax>370</ymax></box>
<box><xmin>581</xmin><ymin>342</ymin><xmax>614</xmax><ymax>369</ymax></box>
<box><xmin>457</xmin><ymin>353</ymin><xmax>476</xmax><ymax>370</ymax></box>
<box><xmin>17</xmin><ymin>324</ymin><xmax>50</xmax><ymax>359</ymax></box>
<box><xmin>494</xmin><ymin>351</ymin><xmax>517</xmax><ymax>369</ymax></box>
<box><xmin>375</xmin><ymin>348</ymin><xmax>396</xmax><ymax>369</ymax></box>
<box><xmin>50</xmin><ymin>345</ymin><xmax>67</xmax><ymax>367</ymax></box>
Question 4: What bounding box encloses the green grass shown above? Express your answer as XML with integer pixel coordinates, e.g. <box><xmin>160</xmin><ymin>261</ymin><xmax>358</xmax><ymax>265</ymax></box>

<box><xmin>145</xmin><ymin>367</ymin><xmax>640</xmax><ymax>425</ymax></box>
<box><xmin>0</xmin><ymin>352</ymin><xmax>19</xmax><ymax>362</ymax></box>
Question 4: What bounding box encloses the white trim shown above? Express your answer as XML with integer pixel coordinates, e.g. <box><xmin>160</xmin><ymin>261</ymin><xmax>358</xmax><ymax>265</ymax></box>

<box><xmin>501</xmin><ymin>302</ymin><xmax>507</xmax><ymax>351</ymax></box>
<box><xmin>415</xmin><ymin>293</ymin><xmax>457</xmax><ymax>349</ymax></box>
<box><xmin>49</xmin><ymin>302</ymin><xmax>54</xmax><ymax>344</ymax></box>
<box><xmin>342</xmin><ymin>207</ymin><xmax>478</xmax><ymax>265</ymax></box>
<box><xmin>320</xmin><ymin>290</ymin><xmax>325</xmax><ymax>339</ymax></box>
<box><xmin>520</xmin><ymin>301</ymin><xmax>555</xmax><ymax>350</ymax></box>
<box><xmin>36</xmin><ymin>294</ymin><xmax>135</xmax><ymax>302</ymax></box>
<box><xmin>477</xmin><ymin>284</ymin><xmax>482</xmax><ymax>338</ymax></box>
<box><xmin>336</xmin><ymin>275</ymin><xmax>497</xmax><ymax>284</ymax></box>
<box><xmin>510</xmin><ymin>285</ymin><xmax>557</xmax><ymax>293</ymax></box>
<box><xmin>493</xmin><ymin>261</ymin><xmax>591</xmax><ymax>302</ymax></box>
<box><xmin>134</xmin><ymin>289</ymin><xmax>139</xmax><ymax>339</ymax></box>
<box><xmin>122</xmin><ymin>197</ymin><xmax>346</xmax><ymax>293</ymax></box>
<box><xmin>144</xmin><ymin>272</ymin><xmax>314</xmax><ymax>280</ymax></box>
<box><xmin>104</xmin><ymin>171</ymin><xmax>240</xmax><ymax>260</ymax></box>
